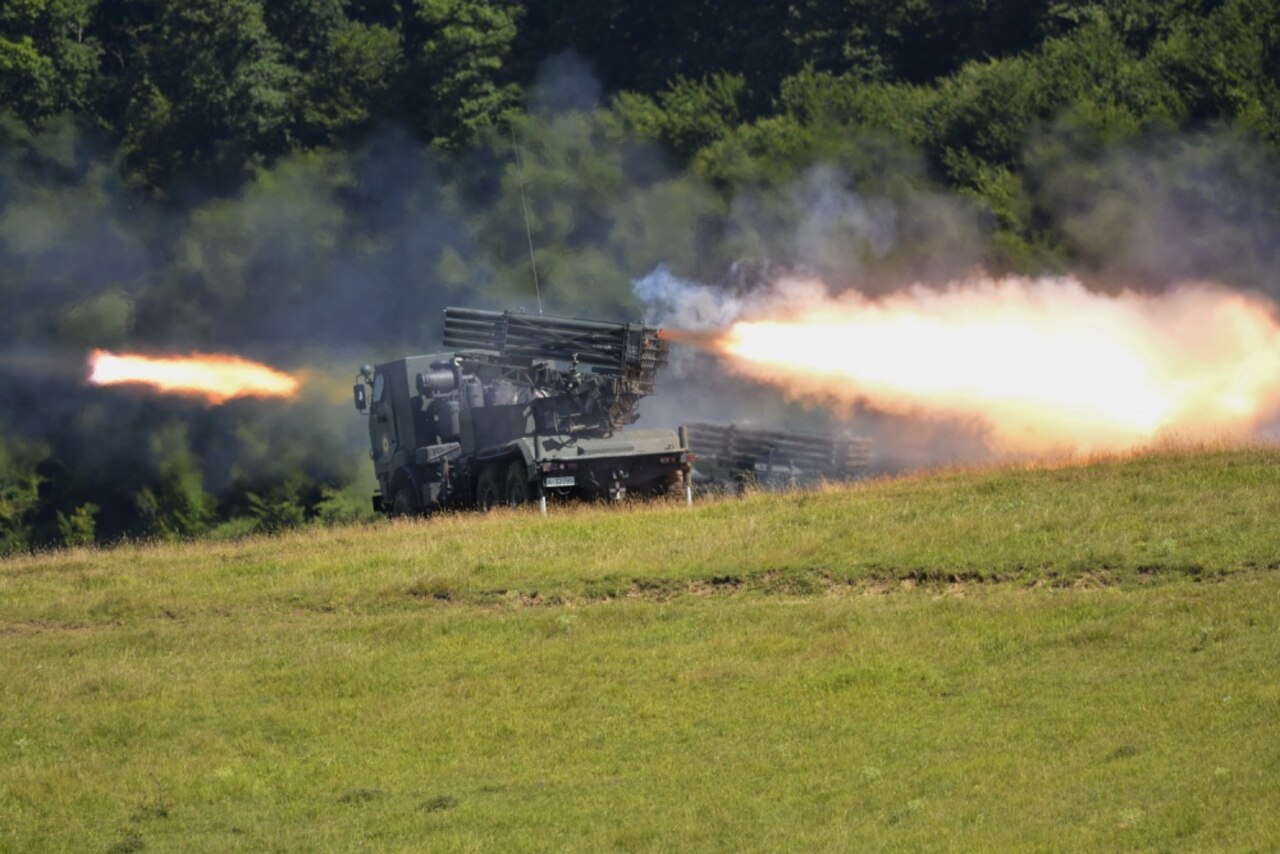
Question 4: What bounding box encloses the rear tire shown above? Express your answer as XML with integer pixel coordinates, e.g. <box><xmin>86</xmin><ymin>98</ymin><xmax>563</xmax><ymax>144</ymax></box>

<box><xmin>476</xmin><ymin>465</ymin><xmax>503</xmax><ymax>511</ymax></box>
<box><xmin>505</xmin><ymin>462</ymin><xmax>530</xmax><ymax>506</ymax></box>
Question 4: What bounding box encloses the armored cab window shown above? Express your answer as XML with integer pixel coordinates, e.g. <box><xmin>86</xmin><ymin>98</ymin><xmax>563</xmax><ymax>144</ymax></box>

<box><xmin>372</xmin><ymin>372</ymin><xmax>386</xmax><ymax>403</ymax></box>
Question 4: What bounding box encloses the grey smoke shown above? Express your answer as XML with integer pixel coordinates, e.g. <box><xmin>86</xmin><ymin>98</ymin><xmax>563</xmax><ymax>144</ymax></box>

<box><xmin>632</xmin><ymin>264</ymin><xmax>745</xmax><ymax>329</ymax></box>
<box><xmin>1030</xmin><ymin>128</ymin><xmax>1280</xmax><ymax>296</ymax></box>
<box><xmin>791</xmin><ymin>164</ymin><xmax>897</xmax><ymax>280</ymax></box>
<box><xmin>531</xmin><ymin>51</ymin><xmax>604</xmax><ymax>116</ymax></box>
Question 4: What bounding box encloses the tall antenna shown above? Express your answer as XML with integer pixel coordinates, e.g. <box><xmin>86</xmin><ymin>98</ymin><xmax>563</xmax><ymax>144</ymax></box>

<box><xmin>510</xmin><ymin>123</ymin><xmax>544</xmax><ymax>315</ymax></box>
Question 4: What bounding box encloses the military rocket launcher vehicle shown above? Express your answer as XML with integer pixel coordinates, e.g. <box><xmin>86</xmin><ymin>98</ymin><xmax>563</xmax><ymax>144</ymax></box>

<box><xmin>682</xmin><ymin>421</ymin><xmax>871</xmax><ymax>490</ymax></box>
<box><xmin>354</xmin><ymin>307</ymin><xmax>691</xmax><ymax>514</ymax></box>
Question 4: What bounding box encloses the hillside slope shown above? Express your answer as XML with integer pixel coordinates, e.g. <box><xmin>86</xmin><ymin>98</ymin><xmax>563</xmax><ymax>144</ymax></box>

<box><xmin>3</xmin><ymin>448</ymin><xmax>1280</xmax><ymax>850</ymax></box>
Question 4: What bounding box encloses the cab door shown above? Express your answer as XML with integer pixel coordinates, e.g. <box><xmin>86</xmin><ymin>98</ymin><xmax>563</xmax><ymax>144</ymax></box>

<box><xmin>369</xmin><ymin>370</ymin><xmax>399</xmax><ymax>468</ymax></box>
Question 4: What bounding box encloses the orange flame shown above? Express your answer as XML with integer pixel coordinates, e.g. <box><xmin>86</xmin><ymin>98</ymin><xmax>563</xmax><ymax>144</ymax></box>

<box><xmin>697</xmin><ymin>276</ymin><xmax>1280</xmax><ymax>453</ymax></box>
<box><xmin>87</xmin><ymin>349</ymin><xmax>300</xmax><ymax>404</ymax></box>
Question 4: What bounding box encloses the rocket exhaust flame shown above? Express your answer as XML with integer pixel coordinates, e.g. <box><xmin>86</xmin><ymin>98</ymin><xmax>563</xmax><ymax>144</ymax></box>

<box><xmin>669</xmin><ymin>276</ymin><xmax>1280</xmax><ymax>453</ymax></box>
<box><xmin>87</xmin><ymin>349</ymin><xmax>300</xmax><ymax>404</ymax></box>
<box><xmin>657</xmin><ymin>328</ymin><xmax>724</xmax><ymax>347</ymax></box>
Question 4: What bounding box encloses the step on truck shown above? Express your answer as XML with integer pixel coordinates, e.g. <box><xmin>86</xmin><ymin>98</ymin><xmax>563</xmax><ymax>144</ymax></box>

<box><xmin>354</xmin><ymin>307</ymin><xmax>692</xmax><ymax>514</ymax></box>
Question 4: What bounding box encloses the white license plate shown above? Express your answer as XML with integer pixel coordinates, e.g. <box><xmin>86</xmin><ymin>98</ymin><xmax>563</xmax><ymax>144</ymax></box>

<box><xmin>544</xmin><ymin>475</ymin><xmax>576</xmax><ymax>488</ymax></box>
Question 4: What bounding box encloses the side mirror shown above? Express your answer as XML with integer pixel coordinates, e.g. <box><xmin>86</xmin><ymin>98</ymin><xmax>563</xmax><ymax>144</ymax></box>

<box><xmin>353</xmin><ymin>383</ymin><xmax>367</xmax><ymax>413</ymax></box>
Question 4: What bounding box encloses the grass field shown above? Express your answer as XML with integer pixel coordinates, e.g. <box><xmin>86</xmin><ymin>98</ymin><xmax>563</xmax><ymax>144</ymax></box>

<box><xmin>3</xmin><ymin>447</ymin><xmax>1280</xmax><ymax>850</ymax></box>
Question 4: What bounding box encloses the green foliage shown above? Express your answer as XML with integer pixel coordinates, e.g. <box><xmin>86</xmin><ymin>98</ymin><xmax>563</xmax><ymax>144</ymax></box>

<box><xmin>314</xmin><ymin>480</ymin><xmax>378</xmax><ymax>524</ymax></box>
<box><xmin>245</xmin><ymin>484</ymin><xmax>305</xmax><ymax>533</ymax></box>
<box><xmin>55</xmin><ymin>501</ymin><xmax>98</xmax><ymax>546</ymax></box>
<box><xmin>531</xmin><ymin>0</ymin><xmax>791</xmax><ymax>97</ymax></box>
<box><xmin>615</xmin><ymin>73</ymin><xmax>749</xmax><ymax>158</ymax></box>
<box><xmin>777</xmin><ymin>67</ymin><xmax>938</xmax><ymax>146</ymax></box>
<box><xmin>121</xmin><ymin>0</ymin><xmax>295</xmax><ymax>188</ymax></box>
<box><xmin>133</xmin><ymin>423</ymin><xmax>213</xmax><ymax>539</ymax></box>
<box><xmin>0</xmin><ymin>0</ymin><xmax>1271</xmax><ymax>194</ymax></box>
<box><xmin>786</xmin><ymin>0</ymin><xmax>1060</xmax><ymax>84</ymax></box>
<box><xmin>413</xmin><ymin>0</ymin><xmax>522</xmax><ymax>149</ymax></box>
<box><xmin>0</xmin><ymin>34</ymin><xmax>57</xmax><ymax>121</ymax></box>
<box><xmin>0</xmin><ymin>437</ymin><xmax>46</xmax><ymax>555</ymax></box>
<box><xmin>295</xmin><ymin>22</ymin><xmax>404</xmax><ymax>146</ymax></box>
<box><xmin>0</xmin><ymin>0</ymin><xmax>100</xmax><ymax>122</ymax></box>
<box><xmin>948</xmin><ymin>153</ymin><xmax>1044</xmax><ymax>270</ymax></box>
<box><xmin>263</xmin><ymin>0</ymin><xmax>346</xmax><ymax>62</ymax></box>
<box><xmin>1150</xmin><ymin>0</ymin><xmax>1280</xmax><ymax>135</ymax></box>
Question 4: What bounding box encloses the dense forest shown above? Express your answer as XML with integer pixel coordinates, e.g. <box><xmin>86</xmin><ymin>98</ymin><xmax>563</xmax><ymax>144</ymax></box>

<box><xmin>2</xmin><ymin>0</ymin><xmax>1279</xmax><ymax>550</ymax></box>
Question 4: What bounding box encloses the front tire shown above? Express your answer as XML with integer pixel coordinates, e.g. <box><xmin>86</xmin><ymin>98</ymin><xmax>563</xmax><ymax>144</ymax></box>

<box><xmin>391</xmin><ymin>477</ymin><xmax>420</xmax><ymax>517</ymax></box>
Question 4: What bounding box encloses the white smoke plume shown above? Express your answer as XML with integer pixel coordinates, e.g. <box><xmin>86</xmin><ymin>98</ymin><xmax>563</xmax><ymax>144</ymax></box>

<box><xmin>633</xmin><ymin>264</ymin><xmax>746</xmax><ymax>329</ymax></box>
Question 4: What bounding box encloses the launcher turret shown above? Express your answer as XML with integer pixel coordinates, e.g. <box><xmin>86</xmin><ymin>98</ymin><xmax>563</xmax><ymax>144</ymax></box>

<box><xmin>442</xmin><ymin>307</ymin><xmax>668</xmax><ymax>385</ymax></box>
<box><xmin>442</xmin><ymin>307</ymin><xmax>669</xmax><ymax>434</ymax></box>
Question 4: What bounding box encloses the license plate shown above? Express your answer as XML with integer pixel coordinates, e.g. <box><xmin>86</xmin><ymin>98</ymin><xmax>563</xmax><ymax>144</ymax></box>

<box><xmin>544</xmin><ymin>475</ymin><xmax>576</xmax><ymax>488</ymax></box>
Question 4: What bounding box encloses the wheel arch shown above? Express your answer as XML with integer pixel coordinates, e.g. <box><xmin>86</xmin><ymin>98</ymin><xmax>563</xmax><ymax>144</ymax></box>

<box><xmin>389</xmin><ymin>466</ymin><xmax>423</xmax><ymax>505</ymax></box>
<box><xmin>508</xmin><ymin>438</ymin><xmax>537</xmax><ymax>471</ymax></box>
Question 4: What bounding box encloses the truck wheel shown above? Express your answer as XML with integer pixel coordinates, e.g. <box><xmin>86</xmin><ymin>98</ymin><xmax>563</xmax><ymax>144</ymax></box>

<box><xmin>476</xmin><ymin>465</ymin><xmax>503</xmax><ymax>511</ymax></box>
<box><xmin>505</xmin><ymin>462</ymin><xmax>530</xmax><ymax>506</ymax></box>
<box><xmin>391</xmin><ymin>477</ymin><xmax>420</xmax><ymax>516</ymax></box>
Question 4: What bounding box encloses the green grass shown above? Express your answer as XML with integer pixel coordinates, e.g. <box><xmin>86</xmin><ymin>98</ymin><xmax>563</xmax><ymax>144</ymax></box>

<box><xmin>3</xmin><ymin>447</ymin><xmax>1280</xmax><ymax>850</ymax></box>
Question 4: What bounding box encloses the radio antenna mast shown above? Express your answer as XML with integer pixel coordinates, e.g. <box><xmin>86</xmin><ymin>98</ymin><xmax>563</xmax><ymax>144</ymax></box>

<box><xmin>510</xmin><ymin>123</ymin><xmax>544</xmax><ymax>315</ymax></box>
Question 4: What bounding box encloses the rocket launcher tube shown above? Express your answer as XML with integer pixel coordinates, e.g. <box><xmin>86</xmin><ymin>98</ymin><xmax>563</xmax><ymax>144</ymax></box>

<box><xmin>442</xmin><ymin>307</ymin><xmax>669</xmax><ymax>382</ymax></box>
<box><xmin>444</xmin><ymin>307</ymin><xmax>633</xmax><ymax>334</ymax></box>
